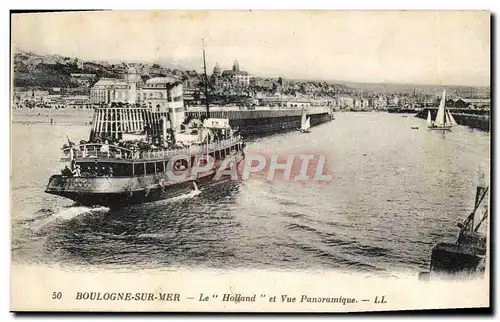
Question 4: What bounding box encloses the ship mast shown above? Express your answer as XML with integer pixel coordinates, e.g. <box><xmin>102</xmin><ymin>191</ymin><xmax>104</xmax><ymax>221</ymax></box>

<box><xmin>202</xmin><ymin>38</ymin><xmax>210</xmax><ymax>118</ymax></box>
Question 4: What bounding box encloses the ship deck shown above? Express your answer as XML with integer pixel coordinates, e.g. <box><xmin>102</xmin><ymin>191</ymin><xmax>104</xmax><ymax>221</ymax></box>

<box><xmin>62</xmin><ymin>136</ymin><xmax>243</xmax><ymax>163</ymax></box>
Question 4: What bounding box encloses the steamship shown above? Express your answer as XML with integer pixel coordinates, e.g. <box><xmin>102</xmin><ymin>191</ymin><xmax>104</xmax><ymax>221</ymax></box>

<box><xmin>45</xmin><ymin>49</ymin><xmax>245</xmax><ymax>207</ymax></box>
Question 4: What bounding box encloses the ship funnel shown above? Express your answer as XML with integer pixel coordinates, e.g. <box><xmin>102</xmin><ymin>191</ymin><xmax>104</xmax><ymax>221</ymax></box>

<box><xmin>166</xmin><ymin>83</ymin><xmax>186</xmax><ymax>133</ymax></box>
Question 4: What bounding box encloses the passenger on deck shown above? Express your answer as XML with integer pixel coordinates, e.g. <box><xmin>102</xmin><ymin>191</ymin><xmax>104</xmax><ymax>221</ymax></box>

<box><xmin>100</xmin><ymin>140</ymin><xmax>110</xmax><ymax>153</ymax></box>
<box><xmin>61</xmin><ymin>166</ymin><xmax>73</xmax><ymax>177</ymax></box>
<box><xmin>108</xmin><ymin>166</ymin><xmax>114</xmax><ymax>177</ymax></box>
<box><xmin>72</xmin><ymin>165</ymin><xmax>81</xmax><ymax>177</ymax></box>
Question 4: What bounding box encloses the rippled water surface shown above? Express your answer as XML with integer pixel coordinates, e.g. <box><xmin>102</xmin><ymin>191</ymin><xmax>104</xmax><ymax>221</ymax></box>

<box><xmin>11</xmin><ymin>112</ymin><xmax>490</xmax><ymax>273</ymax></box>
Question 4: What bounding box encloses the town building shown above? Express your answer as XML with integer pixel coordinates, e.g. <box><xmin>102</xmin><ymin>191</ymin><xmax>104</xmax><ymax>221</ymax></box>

<box><xmin>90</xmin><ymin>67</ymin><xmax>141</xmax><ymax>104</ymax></box>
<box><xmin>33</xmin><ymin>90</ymin><xmax>50</xmax><ymax>102</ymax></box>
<box><xmin>213</xmin><ymin>62</ymin><xmax>222</xmax><ymax>77</ymax></box>
<box><xmin>256</xmin><ymin>94</ymin><xmax>288</xmax><ymax>107</ymax></box>
<box><xmin>460</xmin><ymin>98</ymin><xmax>490</xmax><ymax>109</ymax></box>
<box><xmin>286</xmin><ymin>100</ymin><xmax>311</xmax><ymax>108</ymax></box>
<box><xmin>213</xmin><ymin>60</ymin><xmax>253</xmax><ymax>86</ymax></box>
<box><xmin>375</xmin><ymin>95</ymin><xmax>388</xmax><ymax>110</ymax></box>
<box><xmin>335</xmin><ymin>94</ymin><xmax>354</xmax><ymax>108</ymax></box>
<box><xmin>90</xmin><ymin>78</ymin><xmax>128</xmax><ymax>104</ymax></box>
<box><xmin>70</xmin><ymin>73</ymin><xmax>96</xmax><ymax>88</ymax></box>
<box><xmin>389</xmin><ymin>95</ymin><xmax>400</xmax><ymax>107</ymax></box>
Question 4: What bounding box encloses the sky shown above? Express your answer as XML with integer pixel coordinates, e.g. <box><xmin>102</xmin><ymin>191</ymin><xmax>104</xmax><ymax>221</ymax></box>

<box><xmin>11</xmin><ymin>10</ymin><xmax>491</xmax><ymax>86</ymax></box>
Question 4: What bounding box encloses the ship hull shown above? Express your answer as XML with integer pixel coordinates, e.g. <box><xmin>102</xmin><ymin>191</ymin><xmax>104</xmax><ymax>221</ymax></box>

<box><xmin>428</xmin><ymin>126</ymin><xmax>453</xmax><ymax>131</ymax></box>
<box><xmin>45</xmin><ymin>152</ymin><xmax>244</xmax><ymax>208</ymax></box>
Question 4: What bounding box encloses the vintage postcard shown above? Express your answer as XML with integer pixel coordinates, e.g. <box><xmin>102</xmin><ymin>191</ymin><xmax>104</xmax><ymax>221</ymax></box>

<box><xmin>10</xmin><ymin>10</ymin><xmax>490</xmax><ymax>312</ymax></box>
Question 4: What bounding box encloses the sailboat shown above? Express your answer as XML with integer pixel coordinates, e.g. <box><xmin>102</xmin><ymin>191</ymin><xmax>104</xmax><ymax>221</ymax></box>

<box><xmin>428</xmin><ymin>89</ymin><xmax>457</xmax><ymax>131</ymax></box>
<box><xmin>299</xmin><ymin>110</ymin><xmax>311</xmax><ymax>133</ymax></box>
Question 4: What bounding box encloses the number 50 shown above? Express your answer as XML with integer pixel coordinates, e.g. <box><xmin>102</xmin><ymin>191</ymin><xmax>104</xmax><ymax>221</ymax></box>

<box><xmin>52</xmin><ymin>292</ymin><xmax>62</xmax><ymax>299</ymax></box>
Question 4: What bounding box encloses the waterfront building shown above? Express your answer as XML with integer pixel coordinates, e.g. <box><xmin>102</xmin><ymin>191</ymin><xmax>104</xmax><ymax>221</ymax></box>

<box><xmin>286</xmin><ymin>100</ymin><xmax>311</xmax><ymax>108</ymax></box>
<box><xmin>335</xmin><ymin>94</ymin><xmax>354</xmax><ymax>108</ymax></box>
<box><xmin>461</xmin><ymin>98</ymin><xmax>490</xmax><ymax>109</ymax></box>
<box><xmin>353</xmin><ymin>96</ymin><xmax>362</xmax><ymax>109</ymax></box>
<box><xmin>311</xmin><ymin>98</ymin><xmax>334</xmax><ymax>107</ymax></box>
<box><xmin>32</xmin><ymin>90</ymin><xmax>50</xmax><ymax>102</ymax></box>
<box><xmin>90</xmin><ymin>78</ymin><xmax>128</xmax><ymax>104</ymax></box>
<box><xmin>63</xmin><ymin>95</ymin><xmax>92</xmax><ymax>109</ymax></box>
<box><xmin>362</xmin><ymin>98</ymin><xmax>370</xmax><ymax>108</ymax></box>
<box><xmin>256</xmin><ymin>94</ymin><xmax>288</xmax><ymax>107</ymax></box>
<box><xmin>90</xmin><ymin>67</ymin><xmax>141</xmax><ymax>104</ymax></box>
<box><xmin>375</xmin><ymin>95</ymin><xmax>388</xmax><ymax>110</ymax></box>
<box><xmin>390</xmin><ymin>95</ymin><xmax>400</xmax><ymax>107</ymax></box>
<box><xmin>13</xmin><ymin>89</ymin><xmax>35</xmax><ymax>102</ymax></box>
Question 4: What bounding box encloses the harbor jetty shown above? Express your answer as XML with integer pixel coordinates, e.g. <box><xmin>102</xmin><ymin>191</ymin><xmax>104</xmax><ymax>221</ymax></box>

<box><xmin>387</xmin><ymin>107</ymin><xmax>421</xmax><ymax>114</ymax></box>
<box><xmin>13</xmin><ymin>106</ymin><xmax>334</xmax><ymax>137</ymax></box>
<box><xmin>187</xmin><ymin>106</ymin><xmax>333</xmax><ymax>136</ymax></box>
<box><xmin>415</xmin><ymin>108</ymin><xmax>490</xmax><ymax>132</ymax></box>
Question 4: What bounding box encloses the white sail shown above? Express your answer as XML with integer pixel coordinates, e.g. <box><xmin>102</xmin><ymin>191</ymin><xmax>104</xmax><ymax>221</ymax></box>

<box><xmin>300</xmin><ymin>110</ymin><xmax>310</xmax><ymax>131</ymax></box>
<box><xmin>447</xmin><ymin>110</ymin><xmax>457</xmax><ymax>126</ymax></box>
<box><xmin>301</xmin><ymin>111</ymin><xmax>307</xmax><ymax>129</ymax></box>
<box><xmin>304</xmin><ymin>117</ymin><xmax>311</xmax><ymax>131</ymax></box>
<box><xmin>427</xmin><ymin>110</ymin><xmax>432</xmax><ymax>127</ymax></box>
<box><xmin>434</xmin><ymin>89</ymin><xmax>446</xmax><ymax>127</ymax></box>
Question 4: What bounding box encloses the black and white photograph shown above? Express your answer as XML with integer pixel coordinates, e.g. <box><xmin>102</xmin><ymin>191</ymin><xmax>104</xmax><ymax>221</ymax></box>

<box><xmin>9</xmin><ymin>10</ymin><xmax>490</xmax><ymax>312</ymax></box>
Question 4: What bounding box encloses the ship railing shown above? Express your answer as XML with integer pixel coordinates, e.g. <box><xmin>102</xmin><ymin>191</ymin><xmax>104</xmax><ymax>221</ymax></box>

<box><xmin>61</xmin><ymin>136</ymin><xmax>242</xmax><ymax>161</ymax></box>
<box><xmin>61</xmin><ymin>143</ymin><xmax>135</xmax><ymax>161</ymax></box>
<box><xmin>140</xmin><ymin>136</ymin><xmax>242</xmax><ymax>160</ymax></box>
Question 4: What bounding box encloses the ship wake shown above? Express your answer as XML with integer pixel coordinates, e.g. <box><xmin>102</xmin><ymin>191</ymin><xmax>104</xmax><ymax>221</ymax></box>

<box><xmin>161</xmin><ymin>189</ymin><xmax>202</xmax><ymax>203</ymax></box>
<box><xmin>25</xmin><ymin>205</ymin><xmax>110</xmax><ymax>234</ymax></box>
<box><xmin>153</xmin><ymin>183</ymin><xmax>202</xmax><ymax>205</ymax></box>
<box><xmin>52</xmin><ymin>205</ymin><xmax>110</xmax><ymax>220</ymax></box>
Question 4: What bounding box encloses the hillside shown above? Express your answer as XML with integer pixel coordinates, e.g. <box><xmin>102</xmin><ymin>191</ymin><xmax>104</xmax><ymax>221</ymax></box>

<box><xmin>13</xmin><ymin>51</ymin><xmax>124</xmax><ymax>88</ymax></box>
